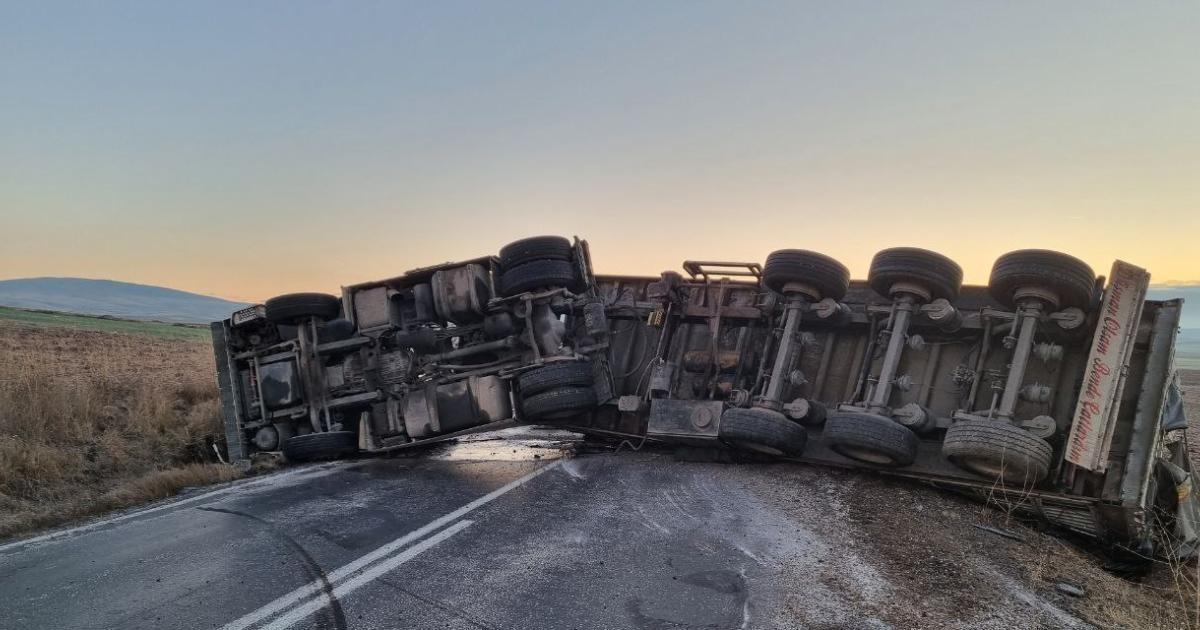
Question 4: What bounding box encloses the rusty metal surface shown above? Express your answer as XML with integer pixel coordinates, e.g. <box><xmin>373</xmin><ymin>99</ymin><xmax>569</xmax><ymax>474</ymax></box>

<box><xmin>646</xmin><ymin>399</ymin><xmax>724</xmax><ymax>440</ymax></box>
<box><xmin>211</xmin><ymin>321</ymin><xmax>248</xmax><ymax>462</ymax></box>
<box><xmin>210</xmin><ymin>238</ymin><xmax>1181</xmax><ymax>546</ymax></box>
<box><xmin>586</xmin><ymin>267</ymin><xmax>1177</xmax><ymax>542</ymax></box>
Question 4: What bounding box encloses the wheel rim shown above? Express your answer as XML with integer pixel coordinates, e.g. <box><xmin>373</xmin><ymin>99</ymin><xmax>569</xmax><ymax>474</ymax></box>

<box><xmin>833</xmin><ymin>445</ymin><xmax>897</xmax><ymax>466</ymax></box>
<box><xmin>730</xmin><ymin>441</ymin><xmax>785</xmax><ymax>457</ymax></box>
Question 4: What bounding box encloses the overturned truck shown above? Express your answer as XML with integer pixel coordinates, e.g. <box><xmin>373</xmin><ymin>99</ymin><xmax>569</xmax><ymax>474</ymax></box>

<box><xmin>212</xmin><ymin>235</ymin><xmax>1191</xmax><ymax>552</ymax></box>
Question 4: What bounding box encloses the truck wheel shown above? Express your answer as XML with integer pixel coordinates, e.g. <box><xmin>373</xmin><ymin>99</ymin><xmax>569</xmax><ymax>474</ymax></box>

<box><xmin>500</xmin><ymin>259</ymin><xmax>580</xmax><ymax>297</ymax></box>
<box><xmin>500</xmin><ymin>235</ymin><xmax>573</xmax><ymax>269</ymax></box>
<box><xmin>762</xmin><ymin>250</ymin><xmax>850</xmax><ymax>301</ymax></box>
<box><xmin>281</xmin><ymin>431</ymin><xmax>358</xmax><ymax>462</ymax></box>
<box><xmin>265</xmin><ymin>293</ymin><xmax>341</xmax><ymax>324</ymax></box>
<box><xmin>521</xmin><ymin>386</ymin><xmax>597</xmax><ymax>420</ymax></box>
<box><xmin>718</xmin><ymin>407</ymin><xmax>807</xmax><ymax>457</ymax></box>
<box><xmin>868</xmin><ymin>247</ymin><xmax>962</xmax><ymax>301</ymax></box>
<box><xmin>518</xmin><ymin>361</ymin><xmax>594</xmax><ymax>397</ymax></box>
<box><xmin>988</xmin><ymin>249</ymin><xmax>1096</xmax><ymax>310</ymax></box>
<box><xmin>824</xmin><ymin>412</ymin><xmax>918</xmax><ymax>466</ymax></box>
<box><xmin>942</xmin><ymin>419</ymin><xmax>1052</xmax><ymax>485</ymax></box>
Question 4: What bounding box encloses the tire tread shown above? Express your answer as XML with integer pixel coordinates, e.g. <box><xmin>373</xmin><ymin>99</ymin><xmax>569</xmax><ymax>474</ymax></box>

<box><xmin>824</xmin><ymin>412</ymin><xmax>918</xmax><ymax>466</ymax></box>
<box><xmin>719</xmin><ymin>407</ymin><xmax>808</xmax><ymax>456</ymax></box>
<box><xmin>867</xmin><ymin>248</ymin><xmax>962</xmax><ymax>301</ymax></box>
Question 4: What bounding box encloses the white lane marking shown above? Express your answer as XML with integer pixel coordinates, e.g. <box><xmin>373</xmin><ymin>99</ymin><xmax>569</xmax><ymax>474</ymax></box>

<box><xmin>219</xmin><ymin>460</ymin><xmax>562</xmax><ymax>630</ymax></box>
<box><xmin>0</xmin><ymin>463</ymin><xmax>349</xmax><ymax>555</ymax></box>
<box><xmin>260</xmin><ymin>520</ymin><xmax>474</xmax><ymax>630</ymax></box>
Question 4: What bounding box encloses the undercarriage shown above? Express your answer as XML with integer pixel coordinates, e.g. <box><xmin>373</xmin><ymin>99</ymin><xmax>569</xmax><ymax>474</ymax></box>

<box><xmin>211</xmin><ymin>235</ymin><xmax>1191</xmax><ymax>551</ymax></box>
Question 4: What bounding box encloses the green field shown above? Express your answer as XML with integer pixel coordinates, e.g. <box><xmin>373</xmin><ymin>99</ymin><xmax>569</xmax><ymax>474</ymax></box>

<box><xmin>0</xmin><ymin>306</ymin><xmax>212</xmax><ymax>342</ymax></box>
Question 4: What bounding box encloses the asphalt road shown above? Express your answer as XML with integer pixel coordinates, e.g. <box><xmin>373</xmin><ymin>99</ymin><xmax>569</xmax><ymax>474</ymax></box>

<box><xmin>0</xmin><ymin>430</ymin><xmax>1092</xmax><ymax>630</ymax></box>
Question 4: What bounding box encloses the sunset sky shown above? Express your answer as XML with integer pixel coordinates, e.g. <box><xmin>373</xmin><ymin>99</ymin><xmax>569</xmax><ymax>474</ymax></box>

<box><xmin>2</xmin><ymin>2</ymin><xmax>1197</xmax><ymax>302</ymax></box>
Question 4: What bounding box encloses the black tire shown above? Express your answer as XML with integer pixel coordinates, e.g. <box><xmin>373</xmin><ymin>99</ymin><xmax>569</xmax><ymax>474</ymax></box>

<box><xmin>988</xmin><ymin>249</ymin><xmax>1096</xmax><ymax>310</ymax></box>
<box><xmin>868</xmin><ymin>247</ymin><xmax>962</xmax><ymax>301</ymax></box>
<box><xmin>762</xmin><ymin>250</ymin><xmax>850</xmax><ymax>301</ymax></box>
<box><xmin>521</xmin><ymin>386</ymin><xmax>597</xmax><ymax>420</ymax></box>
<box><xmin>824</xmin><ymin>412</ymin><xmax>918</xmax><ymax>466</ymax></box>
<box><xmin>942</xmin><ymin>419</ymin><xmax>1052</xmax><ymax>485</ymax></box>
<box><xmin>500</xmin><ymin>236</ymin><xmax>573</xmax><ymax>269</ymax></box>
<box><xmin>265</xmin><ymin>293</ymin><xmax>341</xmax><ymax>324</ymax></box>
<box><xmin>500</xmin><ymin>259</ymin><xmax>580</xmax><ymax>297</ymax></box>
<box><xmin>718</xmin><ymin>407</ymin><xmax>807</xmax><ymax>457</ymax></box>
<box><xmin>518</xmin><ymin>362</ymin><xmax>593</xmax><ymax>397</ymax></box>
<box><xmin>281</xmin><ymin>431</ymin><xmax>358</xmax><ymax>462</ymax></box>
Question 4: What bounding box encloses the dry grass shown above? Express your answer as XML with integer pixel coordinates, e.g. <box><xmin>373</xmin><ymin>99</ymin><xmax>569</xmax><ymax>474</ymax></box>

<box><xmin>0</xmin><ymin>321</ymin><xmax>239</xmax><ymax>539</ymax></box>
<box><xmin>1057</xmin><ymin>368</ymin><xmax>1200</xmax><ymax>629</ymax></box>
<box><xmin>943</xmin><ymin>370</ymin><xmax>1200</xmax><ymax>629</ymax></box>
<box><xmin>1161</xmin><ymin>368</ymin><xmax>1200</xmax><ymax>629</ymax></box>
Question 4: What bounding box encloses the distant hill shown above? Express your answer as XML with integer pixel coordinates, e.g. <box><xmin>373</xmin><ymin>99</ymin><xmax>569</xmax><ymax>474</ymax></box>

<box><xmin>0</xmin><ymin>278</ymin><xmax>249</xmax><ymax>324</ymax></box>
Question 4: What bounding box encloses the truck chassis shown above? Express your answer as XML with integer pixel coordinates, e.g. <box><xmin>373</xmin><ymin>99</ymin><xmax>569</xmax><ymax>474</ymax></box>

<box><xmin>211</xmin><ymin>235</ymin><xmax>1190</xmax><ymax>551</ymax></box>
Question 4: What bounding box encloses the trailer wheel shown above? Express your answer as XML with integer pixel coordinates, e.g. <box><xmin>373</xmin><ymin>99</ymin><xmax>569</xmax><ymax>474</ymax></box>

<box><xmin>500</xmin><ymin>235</ymin><xmax>573</xmax><ymax>269</ymax></box>
<box><xmin>762</xmin><ymin>250</ymin><xmax>850</xmax><ymax>301</ymax></box>
<box><xmin>521</xmin><ymin>386</ymin><xmax>597</xmax><ymax>421</ymax></box>
<box><xmin>265</xmin><ymin>293</ymin><xmax>341</xmax><ymax>324</ymax></box>
<box><xmin>500</xmin><ymin>259</ymin><xmax>580</xmax><ymax>297</ymax></box>
<box><xmin>718</xmin><ymin>407</ymin><xmax>807</xmax><ymax>457</ymax></box>
<box><xmin>824</xmin><ymin>412</ymin><xmax>918</xmax><ymax>466</ymax></box>
<box><xmin>988</xmin><ymin>249</ymin><xmax>1096</xmax><ymax>310</ymax></box>
<box><xmin>518</xmin><ymin>361</ymin><xmax>594</xmax><ymax>397</ymax></box>
<box><xmin>942</xmin><ymin>419</ymin><xmax>1053</xmax><ymax>485</ymax></box>
<box><xmin>281</xmin><ymin>431</ymin><xmax>358</xmax><ymax>462</ymax></box>
<box><xmin>868</xmin><ymin>247</ymin><xmax>962</xmax><ymax>301</ymax></box>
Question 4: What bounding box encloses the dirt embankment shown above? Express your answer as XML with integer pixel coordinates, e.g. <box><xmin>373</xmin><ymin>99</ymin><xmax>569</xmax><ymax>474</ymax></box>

<box><xmin>1181</xmin><ymin>370</ymin><xmax>1200</xmax><ymax>464</ymax></box>
<box><xmin>0</xmin><ymin>322</ymin><xmax>238</xmax><ymax>538</ymax></box>
<box><xmin>827</xmin><ymin>470</ymin><xmax>1189</xmax><ymax>629</ymax></box>
<box><xmin>748</xmin><ymin>369</ymin><xmax>1200</xmax><ymax>629</ymax></box>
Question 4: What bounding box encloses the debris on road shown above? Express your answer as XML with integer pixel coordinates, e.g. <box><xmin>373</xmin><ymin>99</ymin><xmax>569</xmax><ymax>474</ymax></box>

<box><xmin>973</xmin><ymin>524</ymin><xmax>1027</xmax><ymax>543</ymax></box>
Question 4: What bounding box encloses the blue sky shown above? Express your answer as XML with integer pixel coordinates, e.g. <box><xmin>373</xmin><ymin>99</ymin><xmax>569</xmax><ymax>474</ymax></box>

<box><xmin>2</xmin><ymin>2</ymin><xmax>1197</xmax><ymax>300</ymax></box>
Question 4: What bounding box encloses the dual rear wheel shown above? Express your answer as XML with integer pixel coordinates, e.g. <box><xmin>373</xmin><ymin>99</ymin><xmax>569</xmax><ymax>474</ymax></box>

<box><xmin>795</xmin><ymin>248</ymin><xmax>1077</xmax><ymax>485</ymax></box>
<box><xmin>497</xmin><ymin>236</ymin><xmax>584</xmax><ymax>297</ymax></box>
<box><xmin>718</xmin><ymin>408</ymin><xmax>808</xmax><ymax>457</ymax></box>
<box><xmin>517</xmin><ymin>361</ymin><xmax>598</xmax><ymax>422</ymax></box>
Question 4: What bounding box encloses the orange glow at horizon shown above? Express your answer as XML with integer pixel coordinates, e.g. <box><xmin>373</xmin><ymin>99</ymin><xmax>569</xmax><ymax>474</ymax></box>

<box><xmin>2</xmin><ymin>3</ymin><xmax>1197</xmax><ymax>301</ymax></box>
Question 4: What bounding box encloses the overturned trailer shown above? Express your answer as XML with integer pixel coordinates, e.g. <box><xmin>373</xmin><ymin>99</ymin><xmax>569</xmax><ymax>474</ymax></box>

<box><xmin>211</xmin><ymin>236</ymin><xmax>1191</xmax><ymax>551</ymax></box>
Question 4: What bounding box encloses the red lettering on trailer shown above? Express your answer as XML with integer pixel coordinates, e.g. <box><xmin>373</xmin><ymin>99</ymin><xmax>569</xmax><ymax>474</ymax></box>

<box><xmin>1065</xmin><ymin>261</ymin><xmax>1148</xmax><ymax>472</ymax></box>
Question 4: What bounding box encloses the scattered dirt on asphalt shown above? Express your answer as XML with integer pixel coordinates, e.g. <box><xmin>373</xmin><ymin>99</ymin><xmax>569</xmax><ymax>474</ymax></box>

<box><xmin>738</xmin><ymin>462</ymin><xmax>1191</xmax><ymax>629</ymax></box>
<box><xmin>756</xmin><ymin>369</ymin><xmax>1200</xmax><ymax>629</ymax></box>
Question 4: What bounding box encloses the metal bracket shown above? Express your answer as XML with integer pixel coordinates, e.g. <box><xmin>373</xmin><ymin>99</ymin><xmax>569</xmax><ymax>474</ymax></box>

<box><xmin>681</xmin><ymin>261</ymin><xmax>763</xmax><ymax>282</ymax></box>
<box><xmin>646</xmin><ymin>399</ymin><xmax>724</xmax><ymax>438</ymax></box>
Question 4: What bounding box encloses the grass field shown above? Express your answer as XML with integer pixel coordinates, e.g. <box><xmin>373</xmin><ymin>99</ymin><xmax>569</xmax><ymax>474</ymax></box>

<box><xmin>0</xmin><ymin>311</ymin><xmax>235</xmax><ymax>539</ymax></box>
<box><xmin>0</xmin><ymin>305</ymin><xmax>212</xmax><ymax>342</ymax></box>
